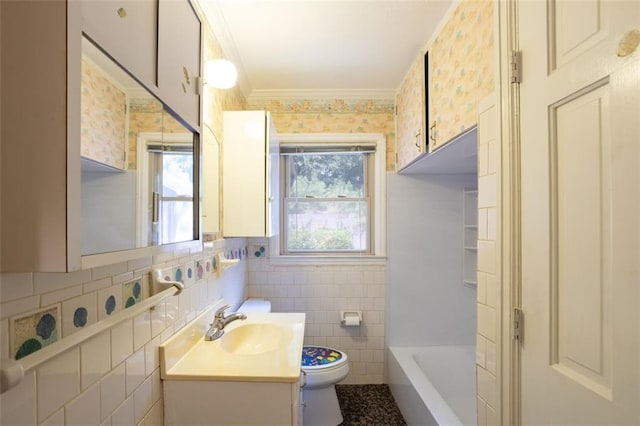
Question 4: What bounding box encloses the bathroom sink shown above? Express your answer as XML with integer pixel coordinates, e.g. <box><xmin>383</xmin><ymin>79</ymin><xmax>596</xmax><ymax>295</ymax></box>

<box><xmin>221</xmin><ymin>323</ymin><xmax>292</xmax><ymax>355</ymax></box>
<box><xmin>160</xmin><ymin>310</ymin><xmax>305</xmax><ymax>382</ymax></box>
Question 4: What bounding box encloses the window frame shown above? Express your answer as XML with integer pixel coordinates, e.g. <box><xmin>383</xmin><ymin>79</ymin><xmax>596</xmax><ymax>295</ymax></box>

<box><xmin>273</xmin><ymin>133</ymin><xmax>387</xmax><ymax>264</ymax></box>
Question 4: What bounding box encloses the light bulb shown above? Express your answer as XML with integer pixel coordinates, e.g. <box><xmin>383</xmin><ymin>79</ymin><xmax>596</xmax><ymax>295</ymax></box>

<box><xmin>204</xmin><ymin>59</ymin><xmax>238</xmax><ymax>89</ymax></box>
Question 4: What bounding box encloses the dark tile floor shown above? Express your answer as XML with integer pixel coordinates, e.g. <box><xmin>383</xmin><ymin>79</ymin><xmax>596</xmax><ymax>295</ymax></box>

<box><xmin>336</xmin><ymin>384</ymin><xmax>407</xmax><ymax>426</ymax></box>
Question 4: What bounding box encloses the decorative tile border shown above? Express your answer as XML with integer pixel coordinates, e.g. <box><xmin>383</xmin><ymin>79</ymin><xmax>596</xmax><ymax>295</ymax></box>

<box><xmin>11</xmin><ymin>305</ymin><xmax>60</xmax><ymax>360</ymax></box>
<box><xmin>248</xmin><ymin>97</ymin><xmax>395</xmax><ymax>114</ymax></box>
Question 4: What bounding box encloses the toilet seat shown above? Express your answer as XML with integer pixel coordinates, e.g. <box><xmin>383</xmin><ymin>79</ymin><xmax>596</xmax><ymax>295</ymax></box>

<box><xmin>301</xmin><ymin>346</ymin><xmax>349</xmax><ymax>389</ymax></box>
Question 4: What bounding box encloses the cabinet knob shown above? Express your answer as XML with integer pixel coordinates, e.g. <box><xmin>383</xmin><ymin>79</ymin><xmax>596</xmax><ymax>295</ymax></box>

<box><xmin>116</xmin><ymin>7</ymin><xmax>127</xmax><ymax>18</ymax></box>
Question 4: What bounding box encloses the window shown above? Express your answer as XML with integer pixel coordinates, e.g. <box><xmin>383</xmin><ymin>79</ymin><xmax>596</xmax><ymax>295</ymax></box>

<box><xmin>137</xmin><ymin>132</ymin><xmax>196</xmax><ymax>247</ymax></box>
<box><xmin>278</xmin><ymin>134</ymin><xmax>386</xmax><ymax>259</ymax></box>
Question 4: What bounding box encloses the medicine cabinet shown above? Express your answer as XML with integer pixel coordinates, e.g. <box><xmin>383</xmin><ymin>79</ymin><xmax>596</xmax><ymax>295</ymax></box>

<box><xmin>0</xmin><ymin>1</ymin><xmax>202</xmax><ymax>272</ymax></box>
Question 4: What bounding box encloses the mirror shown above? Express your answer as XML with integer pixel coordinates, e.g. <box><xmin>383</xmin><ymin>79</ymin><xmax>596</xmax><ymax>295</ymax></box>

<box><xmin>201</xmin><ymin>124</ymin><xmax>220</xmax><ymax>239</ymax></box>
<box><xmin>80</xmin><ymin>37</ymin><xmax>199</xmax><ymax>255</ymax></box>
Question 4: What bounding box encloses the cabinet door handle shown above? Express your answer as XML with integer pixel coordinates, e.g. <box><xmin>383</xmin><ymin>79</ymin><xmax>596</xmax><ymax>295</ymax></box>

<box><xmin>429</xmin><ymin>121</ymin><xmax>437</xmax><ymax>143</ymax></box>
<box><xmin>116</xmin><ymin>7</ymin><xmax>127</xmax><ymax>18</ymax></box>
<box><xmin>300</xmin><ymin>369</ymin><xmax>307</xmax><ymax>388</ymax></box>
<box><xmin>414</xmin><ymin>128</ymin><xmax>422</xmax><ymax>149</ymax></box>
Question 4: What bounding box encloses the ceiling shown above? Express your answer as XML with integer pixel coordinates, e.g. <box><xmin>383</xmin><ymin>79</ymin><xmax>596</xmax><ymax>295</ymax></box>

<box><xmin>199</xmin><ymin>0</ymin><xmax>454</xmax><ymax>100</ymax></box>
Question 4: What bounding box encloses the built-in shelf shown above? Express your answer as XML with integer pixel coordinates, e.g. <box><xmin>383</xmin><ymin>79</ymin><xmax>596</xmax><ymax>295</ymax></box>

<box><xmin>463</xmin><ymin>188</ymin><xmax>478</xmax><ymax>287</ymax></box>
<box><xmin>398</xmin><ymin>126</ymin><xmax>477</xmax><ymax>175</ymax></box>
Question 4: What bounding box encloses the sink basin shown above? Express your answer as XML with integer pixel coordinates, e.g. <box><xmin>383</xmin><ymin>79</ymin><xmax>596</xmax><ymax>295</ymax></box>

<box><xmin>221</xmin><ymin>323</ymin><xmax>292</xmax><ymax>355</ymax></box>
<box><xmin>160</xmin><ymin>311</ymin><xmax>305</xmax><ymax>382</ymax></box>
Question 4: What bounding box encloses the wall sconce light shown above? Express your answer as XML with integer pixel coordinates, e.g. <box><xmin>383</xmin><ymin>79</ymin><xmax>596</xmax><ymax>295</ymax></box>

<box><xmin>204</xmin><ymin>58</ymin><xmax>238</xmax><ymax>89</ymax></box>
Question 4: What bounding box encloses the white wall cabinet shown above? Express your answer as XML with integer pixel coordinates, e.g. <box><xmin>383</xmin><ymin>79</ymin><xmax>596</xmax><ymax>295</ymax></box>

<box><xmin>80</xmin><ymin>0</ymin><xmax>158</xmax><ymax>86</ymax></box>
<box><xmin>157</xmin><ymin>0</ymin><xmax>202</xmax><ymax>126</ymax></box>
<box><xmin>0</xmin><ymin>0</ymin><xmax>202</xmax><ymax>272</ymax></box>
<box><xmin>222</xmin><ymin>111</ymin><xmax>280</xmax><ymax>238</ymax></box>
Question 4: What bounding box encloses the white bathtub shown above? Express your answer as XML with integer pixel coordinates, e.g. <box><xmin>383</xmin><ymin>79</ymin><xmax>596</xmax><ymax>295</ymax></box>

<box><xmin>388</xmin><ymin>346</ymin><xmax>477</xmax><ymax>426</ymax></box>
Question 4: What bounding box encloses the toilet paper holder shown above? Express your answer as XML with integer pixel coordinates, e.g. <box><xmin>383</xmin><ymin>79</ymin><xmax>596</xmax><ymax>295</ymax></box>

<box><xmin>340</xmin><ymin>310</ymin><xmax>362</xmax><ymax>326</ymax></box>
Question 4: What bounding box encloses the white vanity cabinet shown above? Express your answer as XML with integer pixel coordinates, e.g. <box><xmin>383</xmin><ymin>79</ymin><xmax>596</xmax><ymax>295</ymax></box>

<box><xmin>164</xmin><ymin>380</ymin><xmax>302</xmax><ymax>425</ymax></box>
<box><xmin>157</xmin><ymin>0</ymin><xmax>202</xmax><ymax>126</ymax></box>
<box><xmin>222</xmin><ymin>111</ymin><xmax>280</xmax><ymax>237</ymax></box>
<box><xmin>80</xmin><ymin>0</ymin><xmax>158</xmax><ymax>86</ymax></box>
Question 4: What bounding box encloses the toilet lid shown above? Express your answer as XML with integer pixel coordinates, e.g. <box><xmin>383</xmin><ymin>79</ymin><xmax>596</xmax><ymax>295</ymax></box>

<box><xmin>301</xmin><ymin>346</ymin><xmax>347</xmax><ymax>370</ymax></box>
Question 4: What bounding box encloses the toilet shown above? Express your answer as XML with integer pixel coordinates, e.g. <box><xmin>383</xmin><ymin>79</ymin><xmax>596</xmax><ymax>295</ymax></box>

<box><xmin>237</xmin><ymin>298</ymin><xmax>350</xmax><ymax>426</ymax></box>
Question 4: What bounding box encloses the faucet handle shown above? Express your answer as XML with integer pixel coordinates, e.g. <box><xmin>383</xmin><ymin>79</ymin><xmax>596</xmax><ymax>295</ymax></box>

<box><xmin>214</xmin><ymin>304</ymin><xmax>232</xmax><ymax>318</ymax></box>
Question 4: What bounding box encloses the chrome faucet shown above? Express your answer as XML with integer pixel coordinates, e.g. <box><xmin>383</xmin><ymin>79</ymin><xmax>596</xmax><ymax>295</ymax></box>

<box><xmin>205</xmin><ymin>304</ymin><xmax>247</xmax><ymax>341</ymax></box>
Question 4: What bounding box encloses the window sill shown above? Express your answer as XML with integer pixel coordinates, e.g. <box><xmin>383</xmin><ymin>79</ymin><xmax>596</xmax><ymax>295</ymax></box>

<box><xmin>268</xmin><ymin>255</ymin><xmax>387</xmax><ymax>267</ymax></box>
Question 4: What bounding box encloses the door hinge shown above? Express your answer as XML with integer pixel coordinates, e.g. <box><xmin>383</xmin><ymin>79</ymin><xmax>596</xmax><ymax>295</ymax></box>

<box><xmin>510</xmin><ymin>50</ymin><xmax>522</xmax><ymax>84</ymax></box>
<box><xmin>513</xmin><ymin>307</ymin><xmax>524</xmax><ymax>343</ymax></box>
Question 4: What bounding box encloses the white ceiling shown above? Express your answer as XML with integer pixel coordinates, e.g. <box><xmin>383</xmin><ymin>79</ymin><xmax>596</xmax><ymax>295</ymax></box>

<box><xmin>199</xmin><ymin>0</ymin><xmax>454</xmax><ymax>100</ymax></box>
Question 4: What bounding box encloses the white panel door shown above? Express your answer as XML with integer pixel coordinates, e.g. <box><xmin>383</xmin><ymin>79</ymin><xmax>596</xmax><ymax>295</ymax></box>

<box><xmin>518</xmin><ymin>0</ymin><xmax>639</xmax><ymax>424</ymax></box>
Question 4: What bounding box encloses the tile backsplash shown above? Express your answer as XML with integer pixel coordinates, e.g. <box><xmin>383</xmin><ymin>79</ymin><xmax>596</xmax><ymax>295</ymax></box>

<box><xmin>246</xmin><ymin>239</ymin><xmax>387</xmax><ymax>384</ymax></box>
<box><xmin>0</xmin><ymin>238</ymin><xmax>247</xmax><ymax>425</ymax></box>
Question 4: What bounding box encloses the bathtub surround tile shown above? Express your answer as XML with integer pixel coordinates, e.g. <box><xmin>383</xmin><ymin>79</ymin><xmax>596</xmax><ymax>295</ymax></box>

<box><xmin>485</xmin><ymin>273</ymin><xmax>498</xmax><ymax>308</ymax></box>
<box><xmin>0</xmin><ymin>272</ymin><xmax>34</xmax><ymax>302</ymax></box>
<box><xmin>477</xmin><ymin>396</ymin><xmax>488</xmax><ymax>426</ymax></box>
<box><xmin>477</xmin><ymin>240</ymin><xmax>496</xmax><ymax>274</ymax></box>
<box><xmin>477</xmin><ymin>272</ymin><xmax>487</xmax><ymax>304</ymax></box>
<box><xmin>477</xmin><ymin>366</ymin><xmax>497</xmax><ymax>407</ymax></box>
<box><xmin>11</xmin><ymin>305</ymin><xmax>60</xmax><ymax>360</ymax></box>
<box><xmin>0</xmin><ymin>371</ymin><xmax>37</xmax><ymax>425</ymax></box>
<box><xmin>476</xmin><ymin>334</ymin><xmax>487</xmax><ymax>368</ymax></box>
<box><xmin>477</xmin><ymin>303</ymin><xmax>497</xmax><ymax>342</ymax></box>
<box><xmin>37</xmin><ymin>348</ymin><xmax>80</xmax><ymax>422</ymax></box>
<box><xmin>101</xmin><ymin>363</ymin><xmax>126</xmax><ymax>421</ymax></box>
<box><xmin>62</xmin><ymin>292</ymin><xmax>97</xmax><ymax>337</ymax></box>
<box><xmin>486</xmin><ymin>340</ymin><xmax>497</xmax><ymax>375</ymax></box>
<box><xmin>151</xmin><ymin>369</ymin><xmax>162</xmax><ymax>403</ymax></box>
<box><xmin>478</xmin><ymin>174</ymin><xmax>497</xmax><ymax>208</ymax></box>
<box><xmin>486</xmin><ymin>403</ymin><xmax>499</xmax><ymax>425</ymax></box>
<box><xmin>65</xmin><ymin>382</ymin><xmax>101</xmax><ymax>425</ymax></box>
<box><xmin>81</xmin><ymin>331</ymin><xmax>111</xmax><ymax>390</ymax></box>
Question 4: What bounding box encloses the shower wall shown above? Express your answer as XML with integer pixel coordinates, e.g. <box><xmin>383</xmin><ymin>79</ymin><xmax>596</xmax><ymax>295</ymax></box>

<box><xmin>386</xmin><ymin>173</ymin><xmax>477</xmax><ymax>346</ymax></box>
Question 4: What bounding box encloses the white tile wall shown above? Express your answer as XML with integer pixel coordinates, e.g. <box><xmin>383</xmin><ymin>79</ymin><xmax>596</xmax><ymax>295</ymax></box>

<box><xmin>0</xmin><ymin>238</ymin><xmax>248</xmax><ymax>425</ymax></box>
<box><xmin>247</xmin><ymin>241</ymin><xmax>386</xmax><ymax>384</ymax></box>
<box><xmin>476</xmin><ymin>94</ymin><xmax>500</xmax><ymax>422</ymax></box>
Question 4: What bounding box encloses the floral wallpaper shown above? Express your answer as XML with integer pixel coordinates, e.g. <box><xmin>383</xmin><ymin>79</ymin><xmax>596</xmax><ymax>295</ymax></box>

<box><xmin>81</xmin><ymin>58</ymin><xmax>127</xmax><ymax>170</ymax></box>
<box><xmin>126</xmin><ymin>99</ymin><xmax>189</xmax><ymax>170</ymax></box>
<box><xmin>395</xmin><ymin>55</ymin><xmax>426</xmax><ymax>170</ymax></box>
<box><xmin>430</xmin><ymin>0</ymin><xmax>494</xmax><ymax>147</ymax></box>
<box><xmin>202</xmin><ymin>25</ymin><xmax>247</xmax><ymax>142</ymax></box>
<box><xmin>248</xmin><ymin>98</ymin><xmax>396</xmax><ymax>171</ymax></box>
